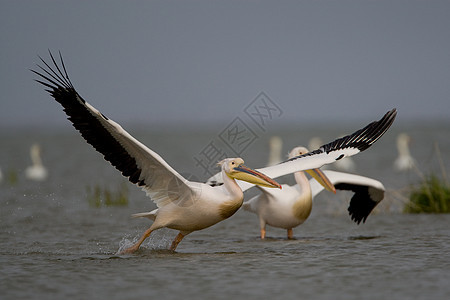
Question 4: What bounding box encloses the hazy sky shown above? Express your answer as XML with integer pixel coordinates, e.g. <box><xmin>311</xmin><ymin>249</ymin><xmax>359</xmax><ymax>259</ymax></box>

<box><xmin>1</xmin><ymin>0</ymin><xmax>449</xmax><ymax>130</ymax></box>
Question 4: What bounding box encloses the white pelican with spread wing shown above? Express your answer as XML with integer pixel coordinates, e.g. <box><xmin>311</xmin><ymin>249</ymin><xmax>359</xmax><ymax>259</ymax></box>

<box><xmin>32</xmin><ymin>52</ymin><xmax>281</xmax><ymax>253</ymax></box>
<box><xmin>33</xmin><ymin>51</ymin><xmax>396</xmax><ymax>252</ymax></box>
<box><xmin>243</xmin><ymin>146</ymin><xmax>385</xmax><ymax>239</ymax></box>
<box><xmin>207</xmin><ymin>108</ymin><xmax>396</xmax><ymax>193</ymax></box>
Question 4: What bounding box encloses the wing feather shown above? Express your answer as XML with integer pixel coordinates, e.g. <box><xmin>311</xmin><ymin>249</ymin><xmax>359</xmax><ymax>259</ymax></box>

<box><xmin>32</xmin><ymin>51</ymin><xmax>193</xmax><ymax>208</ymax></box>
<box><xmin>309</xmin><ymin>170</ymin><xmax>385</xmax><ymax>224</ymax></box>
<box><xmin>207</xmin><ymin>108</ymin><xmax>396</xmax><ymax>192</ymax></box>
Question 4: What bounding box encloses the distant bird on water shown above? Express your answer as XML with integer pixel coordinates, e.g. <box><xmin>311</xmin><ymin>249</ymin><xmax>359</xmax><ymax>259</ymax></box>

<box><xmin>25</xmin><ymin>143</ymin><xmax>48</xmax><ymax>181</ymax></box>
<box><xmin>267</xmin><ymin>136</ymin><xmax>283</xmax><ymax>166</ymax></box>
<box><xmin>394</xmin><ymin>133</ymin><xmax>416</xmax><ymax>172</ymax></box>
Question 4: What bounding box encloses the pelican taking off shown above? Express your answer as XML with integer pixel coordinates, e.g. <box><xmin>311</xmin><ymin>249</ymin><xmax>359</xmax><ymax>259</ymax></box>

<box><xmin>243</xmin><ymin>146</ymin><xmax>385</xmax><ymax>239</ymax></box>
<box><xmin>25</xmin><ymin>143</ymin><xmax>48</xmax><ymax>181</ymax></box>
<box><xmin>32</xmin><ymin>51</ymin><xmax>282</xmax><ymax>253</ymax></box>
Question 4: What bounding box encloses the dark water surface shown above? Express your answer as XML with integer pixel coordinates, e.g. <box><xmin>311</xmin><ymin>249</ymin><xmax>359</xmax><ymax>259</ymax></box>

<box><xmin>1</xmin><ymin>125</ymin><xmax>449</xmax><ymax>299</ymax></box>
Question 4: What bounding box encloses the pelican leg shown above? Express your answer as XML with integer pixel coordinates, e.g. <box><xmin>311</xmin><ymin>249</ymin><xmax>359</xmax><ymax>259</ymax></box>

<box><xmin>121</xmin><ymin>227</ymin><xmax>154</xmax><ymax>254</ymax></box>
<box><xmin>260</xmin><ymin>228</ymin><xmax>266</xmax><ymax>239</ymax></box>
<box><xmin>259</xmin><ymin>218</ymin><xmax>266</xmax><ymax>239</ymax></box>
<box><xmin>287</xmin><ymin>228</ymin><xmax>294</xmax><ymax>240</ymax></box>
<box><xmin>170</xmin><ymin>232</ymin><xmax>186</xmax><ymax>251</ymax></box>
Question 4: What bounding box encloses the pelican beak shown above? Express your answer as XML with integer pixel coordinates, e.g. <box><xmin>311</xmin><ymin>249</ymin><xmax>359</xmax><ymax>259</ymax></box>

<box><xmin>306</xmin><ymin>169</ymin><xmax>336</xmax><ymax>194</ymax></box>
<box><xmin>230</xmin><ymin>165</ymin><xmax>282</xmax><ymax>189</ymax></box>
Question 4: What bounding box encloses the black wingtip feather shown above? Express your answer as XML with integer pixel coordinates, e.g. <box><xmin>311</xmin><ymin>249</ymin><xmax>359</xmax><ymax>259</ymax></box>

<box><xmin>335</xmin><ymin>183</ymin><xmax>379</xmax><ymax>224</ymax></box>
<box><xmin>325</xmin><ymin>108</ymin><xmax>397</xmax><ymax>154</ymax></box>
<box><xmin>285</xmin><ymin>108</ymin><xmax>397</xmax><ymax>163</ymax></box>
<box><xmin>32</xmin><ymin>51</ymin><xmax>146</xmax><ymax>187</ymax></box>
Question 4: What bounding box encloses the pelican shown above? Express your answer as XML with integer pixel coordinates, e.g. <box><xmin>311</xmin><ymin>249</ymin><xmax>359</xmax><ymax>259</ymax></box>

<box><xmin>25</xmin><ymin>143</ymin><xmax>48</xmax><ymax>181</ymax></box>
<box><xmin>394</xmin><ymin>133</ymin><xmax>416</xmax><ymax>171</ymax></box>
<box><xmin>267</xmin><ymin>136</ymin><xmax>283</xmax><ymax>166</ymax></box>
<box><xmin>243</xmin><ymin>146</ymin><xmax>385</xmax><ymax>239</ymax></box>
<box><xmin>32</xmin><ymin>51</ymin><xmax>396</xmax><ymax>252</ymax></box>
<box><xmin>32</xmin><ymin>52</ymin><xmax>282</xmax><ymax>253</ymax></box>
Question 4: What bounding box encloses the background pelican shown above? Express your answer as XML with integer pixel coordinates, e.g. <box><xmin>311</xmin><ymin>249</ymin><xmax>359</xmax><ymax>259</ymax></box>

<box><xmin>394</xmin><ymin>133</ymin><xmax>416</xmax><ymax>172</ymax></box>
<box><xmin>25</xmin><ymin>143</ymin><xmax>48</xmax><ymax>181</ymax></box>
<box><xmin>267</xmin><ymin>136</ymin><xmax>283</xmax><ymax>166</ymax></box>
<box><xmin>243</xmin><ymin>146</ymin><xmax>385</xmax><ymax>239</ymax></box>
<box><xmin>32</xmin><ymin>52</ymin><xmax>281</xmax><ymax>253</ymax></box>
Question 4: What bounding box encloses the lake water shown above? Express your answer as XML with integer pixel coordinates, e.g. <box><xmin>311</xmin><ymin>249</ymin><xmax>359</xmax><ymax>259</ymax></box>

<box><xmin>1</xmin><ymin>122</ymin><xmax>449</xmax><ymax>299</ymax></box>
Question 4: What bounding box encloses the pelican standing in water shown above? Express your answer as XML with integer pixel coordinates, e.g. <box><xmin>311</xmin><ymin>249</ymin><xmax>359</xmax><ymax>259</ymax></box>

<box><xmin>208</xmin><ymin>111</ymin><xmax>396</xmax><ymax>238</ymax></box>
<box><xmin>243</xmin><ymin>146</ymin><xmax>385</xmax><ymax>239</ymax></box>
<box><xmin>267</xmin><ymin>136</ymin><xmax>283</xmax><ymax>166</ymax></box>
<box><xmin>33</xmin><ymin>51</ymin><xmax>396</xmax><ymax>252</ymax></box>
<box><xmin>25</xmin><ymin>143</ymin><xmax>48</xmax><ymax>181</ymax></box>
<box><xmin>394</xmin><ymin>133</ymin><xmax>416</xmax><ymax>172</ymax></box>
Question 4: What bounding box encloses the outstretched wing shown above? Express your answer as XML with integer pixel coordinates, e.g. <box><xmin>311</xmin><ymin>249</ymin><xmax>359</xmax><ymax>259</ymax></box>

<box><xmin>309</xmin><ymin>170</ymin><xmax>385</xmax><ymax>224</ymax></box>
<box><xmin>207</xmin><ymin>108</ymin><xmax>396</xmax><ymax>192</ymax></box>
<box><xmin>32</xmin><ymin>51</ymin><xmax>194</xmax><ymax>208</ymax></box>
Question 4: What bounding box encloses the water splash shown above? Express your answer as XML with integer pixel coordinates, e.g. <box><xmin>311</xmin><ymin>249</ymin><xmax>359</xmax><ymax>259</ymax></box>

<box><xmin>116</xmin><ymin>228</ymin><xmax>175</xmax><ymax>254</ymax></box>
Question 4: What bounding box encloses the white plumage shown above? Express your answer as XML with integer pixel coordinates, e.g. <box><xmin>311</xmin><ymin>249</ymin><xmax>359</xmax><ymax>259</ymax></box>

<box><xmin>309</xmin><ymin>136</ymin><xmax>356</xmax><ymax>172</ymax></box>
<box><xmin>243</xmin><ymin>147</ymin><xmax>385</xmax><ymax>239</ymax></box>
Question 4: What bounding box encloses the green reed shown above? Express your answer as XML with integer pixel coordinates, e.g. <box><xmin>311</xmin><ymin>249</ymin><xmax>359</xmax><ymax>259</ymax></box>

<box><xmin>87</xmin><ymin>182</ymin><xmax>129</xmax><ymax>207</ymax></box>
<box><xmin>404</xmin><ymin>174</ymin><xmax>450</xmax><ymax>213</ymax></box>
<box><xmin>404</xmin><ymin>143</ymin><xmax>449</xmax><ymax>213</ymax></box>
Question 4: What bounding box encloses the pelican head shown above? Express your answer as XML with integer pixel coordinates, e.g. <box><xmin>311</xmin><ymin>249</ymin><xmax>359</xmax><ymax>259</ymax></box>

<box><xmin>289</xmin><ymin>146</ymin><xmax>336</xmax><ymax>193</ymax></box>
<box><xmin>219</xmin><ymin>158</ymin><xmax>281</xmax><ymax>189</ymax></box>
